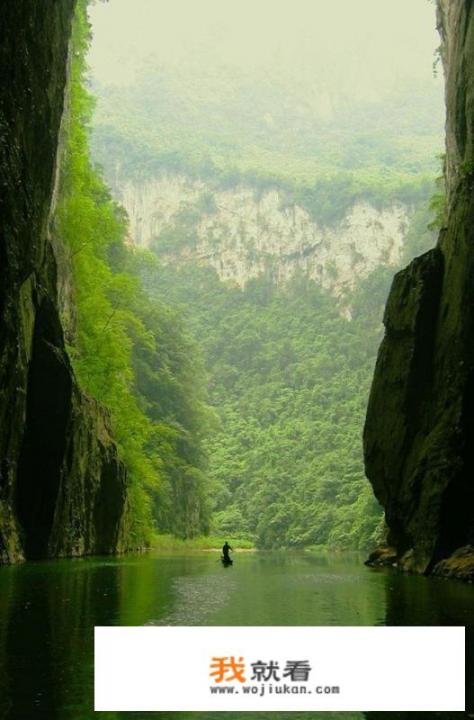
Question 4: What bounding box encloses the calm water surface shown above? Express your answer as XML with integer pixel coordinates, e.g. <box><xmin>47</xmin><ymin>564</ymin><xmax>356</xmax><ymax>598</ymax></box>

<box><xmin>0</xmin><ymin>551</ymin><xmax>472</xmax><ymax>720</ymax></box>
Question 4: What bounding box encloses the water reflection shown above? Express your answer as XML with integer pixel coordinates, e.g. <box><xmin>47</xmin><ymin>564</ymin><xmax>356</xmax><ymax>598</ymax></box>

<box><xmin>0</xmin><ymin>558</ymin><xmax>123</xmax><ymax>719</ymax></box>
<box><xmin>364</xmin><ymin>569</ymin><xmax>474</xmax><ymax>720</ymax></box>
<box><xmin>0</xmin><ymin>552</ymin><xmax>471</xmax><ymax>720</ymax></box>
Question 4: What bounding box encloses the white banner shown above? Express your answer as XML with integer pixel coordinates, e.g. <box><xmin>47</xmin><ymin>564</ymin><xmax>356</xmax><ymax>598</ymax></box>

<box><xmin>95</xmin><ymin>625</ymin><xmax>465</xmax><ymax>711</ymax></box>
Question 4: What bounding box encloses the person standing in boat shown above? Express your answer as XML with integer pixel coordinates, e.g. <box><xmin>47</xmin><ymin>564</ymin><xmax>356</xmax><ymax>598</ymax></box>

<box><xmin>222</xmin><ymin>541</ymin><xmax>233</xmax><ymax>562</ymax></box>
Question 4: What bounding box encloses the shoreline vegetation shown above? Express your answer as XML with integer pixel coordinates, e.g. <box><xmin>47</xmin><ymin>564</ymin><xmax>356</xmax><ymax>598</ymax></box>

<box><xmin>151</xmin><ymin>534</ymin><xmax>255</xmax><ymax>551</ymax></box>
<box><xmin>149</xmin><ymin>535</ymin><xmax>368</xmax><ymax>555</ymax></box>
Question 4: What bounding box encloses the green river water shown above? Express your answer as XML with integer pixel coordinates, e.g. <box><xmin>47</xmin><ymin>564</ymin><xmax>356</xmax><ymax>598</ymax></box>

<box><xmin>0</xmin><ymin>551</ymin><xmax>472</xmax><ymax>720</ymax></box>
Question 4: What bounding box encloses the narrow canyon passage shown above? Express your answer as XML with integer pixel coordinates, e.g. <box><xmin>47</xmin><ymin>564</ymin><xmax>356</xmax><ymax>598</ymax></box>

<box><xmin>0</xmin><ymin>1</ymin><xmax>473</xmax><ymax>718</ymax></box>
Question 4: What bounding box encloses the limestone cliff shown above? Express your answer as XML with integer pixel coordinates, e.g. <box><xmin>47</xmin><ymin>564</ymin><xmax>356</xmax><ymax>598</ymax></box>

<box><xmin>115</xmin><ymin>174</ymin><xmax>409</xmax><ymax>298</ymax></box>
<box><xmin>364</xmin><ymin>0</ymin><xmax>474</xmax><ymax>577</ymax></box>
<box><xmin>0</xmin><ymin>2</ymin><xmax>127</xmax><ymax>562</ymax></box>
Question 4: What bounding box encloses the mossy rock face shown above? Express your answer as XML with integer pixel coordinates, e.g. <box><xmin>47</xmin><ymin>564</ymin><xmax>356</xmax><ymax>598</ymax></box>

<box><xmin>433</xmin><ymin>545</ymin><xmax>474</xmax><ymax>582</ymax></box>
<box><xmin>364</xmin><ymin>0</ymin><xmax>474</xmax><ymax>575</ymax></box>
<box><xmin>364</xmin><ymin>248</ymin><xmax>446</xmax><ymax>573</ymax></box>
<box><xmin>365</xmin><ymin>546</ymin><xmax>397</xmax><ymax>568</ymax></box>
<box><xmin>0</xmin><ymin>2</ymin><xmax>127</xmax><ymax>562</ymax></box>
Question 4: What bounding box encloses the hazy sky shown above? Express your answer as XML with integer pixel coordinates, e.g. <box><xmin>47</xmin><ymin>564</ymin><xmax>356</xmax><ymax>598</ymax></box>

<box><xmin>88</xmin><ymin>0</ymin><xmax>441</xmax><ymax>101</ymax></box>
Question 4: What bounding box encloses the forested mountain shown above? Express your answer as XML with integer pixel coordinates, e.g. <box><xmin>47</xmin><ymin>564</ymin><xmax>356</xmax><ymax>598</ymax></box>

<box><xmin>137</xmin><ymin>208</ymin><xmax>434</xmax><ymax>549</ymax></box>
<box><xmin>90</xmin><ymin>24</ymin><xmax>442</xmax><ymax>205</ymax></box>
<box><xmin>87</xmin><ymin>1</ymin><xmax>444</xmax><ymax>550</ymax></box>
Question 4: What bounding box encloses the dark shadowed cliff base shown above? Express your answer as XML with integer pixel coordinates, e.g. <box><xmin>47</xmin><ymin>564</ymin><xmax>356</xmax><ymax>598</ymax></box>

<box><xmin>0</xmin><ymin>1</ymin><xmax>128</xmax><ymax>563</ymax></box>
<box><xmin>364</xmin><ymin>0</ymin><xmax>474</xmax><ymax>580</ymax></box>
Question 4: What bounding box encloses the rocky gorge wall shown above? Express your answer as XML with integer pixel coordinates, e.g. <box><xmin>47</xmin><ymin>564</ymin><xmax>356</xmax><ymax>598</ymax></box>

<box><xmin>364</xmin><ymin>0</ymin><xmax>474</xmax><ymax>579</ymax></box>
<box><xmin>117</xmin><ymin>174</ymin><xmax>409</xmax><ymax>298</ymax></box>
<box><xmin>0</xmin><ymin>2</ymin><xmax>127</xmax><ymax>562</ymax></box>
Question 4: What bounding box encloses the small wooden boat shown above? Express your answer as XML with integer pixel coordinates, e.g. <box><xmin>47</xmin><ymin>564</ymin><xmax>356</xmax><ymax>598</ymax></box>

<box><xmin>221</xmin><ymin>555</ymin><xmax>233</xmax><ymax>566</ymax></box>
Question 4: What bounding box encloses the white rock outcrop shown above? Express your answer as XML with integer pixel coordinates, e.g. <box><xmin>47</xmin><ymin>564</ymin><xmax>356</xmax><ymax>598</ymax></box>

<box><xmin>117</xmin><ymin>174</ymin><xmax>410</xmax><ymax>295</ymax></box>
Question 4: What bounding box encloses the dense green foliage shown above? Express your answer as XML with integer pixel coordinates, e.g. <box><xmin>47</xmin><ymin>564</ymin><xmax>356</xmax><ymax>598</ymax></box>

<box><xmin>133</xmin><ymin>178</ymin><xmax>438</xmax><ymax>549</ymax></box>
<box><xmin>138</xmin><ymin>255</ymin><xmax>391</xmax><ymax>549</ymax></box>
<box><xmin>56</xmin><ymin>3</ymin><xmax>212</xmax><ymax>544</ymax></box>
<box><xmin>126</xmin><ymin>176</ymin><xmax>438</xmax><ymax>549</ymax></box>
<box><xmin>139</xmin><ymin>187</ymin><xmax>436</xmax><ymax>549</ymax></box>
